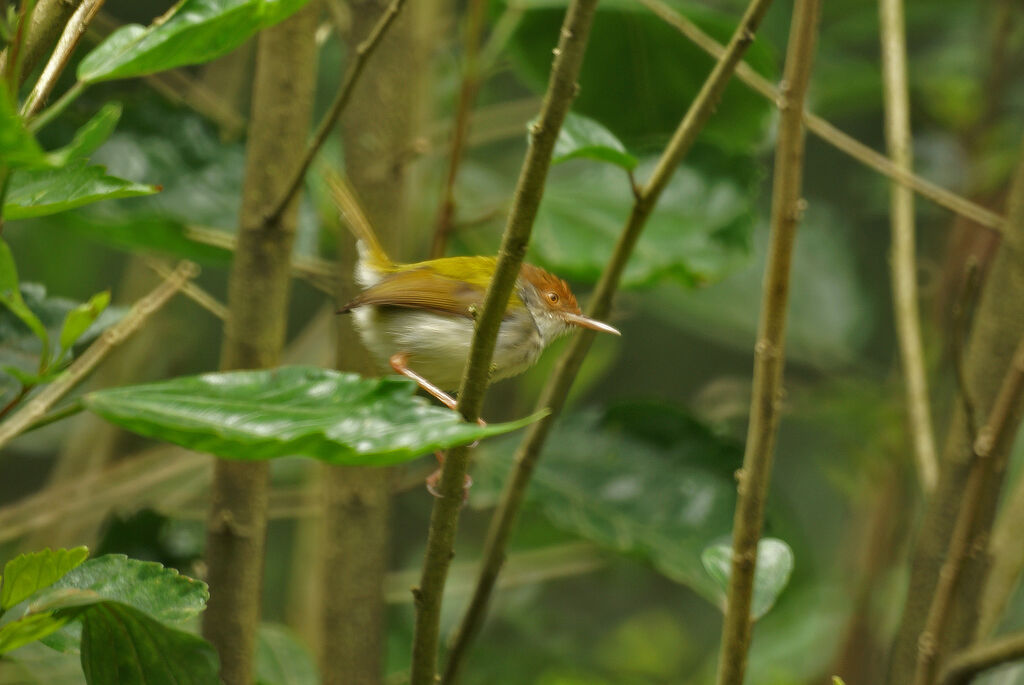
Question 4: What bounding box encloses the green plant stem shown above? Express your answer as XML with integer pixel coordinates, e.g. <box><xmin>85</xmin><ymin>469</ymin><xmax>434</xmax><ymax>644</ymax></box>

<box><xmin>407</xmin><ymin>1</ymin><xmax>599</xmax><ymax>682</ymax></box>
<box><xmin>2</xmin><ymin>0</ymin><xmax>37</xmax><ymax>93</ymax></box>
<box><xmin>26</xmin><ymin>79</ymin><xmax>85</xmax><ymax>133</ymax></box>
<box><xmin>912</xmin><ymin>333</ymin><xmax>1024</xmax><ymax>685</ymax></box>
<box><xmin>879</xmin><ymin>0</ymin><xmax>937</xmax><ymax>492</ymax></box>
<box><xmin>440</xmin><ymin>0</ymin><xmax>778</xmax><ymax>681</ymax></box>
<box><xmin>200</xmin><ymin>6</ymin><xmax>320</xmax><ymax>684</ymax></box>
<box><xmin>20</xmin><ymin>399</ymin><xmax>83</xmax><ymax>434</ymax></box>
<box><xmin>939</xmin><ymin>632</ymin><xmax>1024</xmax><ymax>685</ymax></box>
<box><xmin>0</xmin><ymin>261</ymin><xmax>197</xmax><ymax>451</ymax></box>
<box><xmin>635</xmin><ymin>0</ymin><xmax>1005</xmax><ymax>233</ymax></box>
<box><xmin>263</xmin><ymin>0</ymin><xmax>408</xmax><ymax>228</ymax></box>
<box><xmin>715</xmin><ymin>1</ymin><xmax>821</xmax><ymax>684</ymax></box>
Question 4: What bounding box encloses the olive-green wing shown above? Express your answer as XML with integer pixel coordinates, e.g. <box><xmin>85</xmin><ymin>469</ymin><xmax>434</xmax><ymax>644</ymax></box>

<box><xmin>339</xmin><ymin>268</ymin><xmax>485</xmax><ymax>318</ymax></box>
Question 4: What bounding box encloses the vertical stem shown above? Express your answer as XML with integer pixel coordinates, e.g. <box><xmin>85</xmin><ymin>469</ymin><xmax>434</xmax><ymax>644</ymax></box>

<box><xmin>879</xmin><ymin>0</ymin><xmax>937</xmax><ymax>492</ymax></box>
<box><xmin>714</xmin><ymin>1</ymin><xmax>820</xmax><ymax>684</ymax></box>
<box><xmin>408</xmin><ymin>1</ymin><xmax>599</xmax><ymax>682</ymax></box>
<box><xmin>200</xmin><ymin>5</ymin><xmax>320</xmax><ymax>684</ymax></box>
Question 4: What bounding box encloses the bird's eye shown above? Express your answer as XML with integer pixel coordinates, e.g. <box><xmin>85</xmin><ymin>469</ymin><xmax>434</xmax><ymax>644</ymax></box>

<box><xmin>546</xmin><ymin>291</ymin><xmax>559</xmax><ymax>304</ymax></box>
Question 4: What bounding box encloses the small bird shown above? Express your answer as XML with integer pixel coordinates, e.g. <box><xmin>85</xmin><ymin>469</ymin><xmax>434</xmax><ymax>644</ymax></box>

<box><xmin>330</xmin><ymin>174</ymin><xmax>620</xmax><ymax>493</ymax></box>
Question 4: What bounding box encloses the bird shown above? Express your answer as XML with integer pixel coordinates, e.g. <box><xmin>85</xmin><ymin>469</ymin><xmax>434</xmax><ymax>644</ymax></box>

<box><xmin>329</xmin><ymin>174</ymin><xmax>620</xmax><ymax>494</ymax></box>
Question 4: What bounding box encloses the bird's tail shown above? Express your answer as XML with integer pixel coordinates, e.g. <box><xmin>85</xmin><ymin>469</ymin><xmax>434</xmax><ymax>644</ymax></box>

<box><xmin>326</xmin><ymin>171</ymin><xmax>392</xmax><ymax>273</ymax></box>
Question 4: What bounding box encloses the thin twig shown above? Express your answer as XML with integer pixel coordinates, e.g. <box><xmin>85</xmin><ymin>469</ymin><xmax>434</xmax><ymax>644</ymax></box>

<box><xmin>408</xmin><ymin>2</ymin><xmax>599</xmax><ymax>683</ymax></box>
<box><xmin>951</xmin><ymin>260</ymin><xmax>982</xmax><ymax>444</ymax></box>
<box><xmin>879</xmin><ymin>0</ymin><xmax>937</xmax><ymax>492</ymax></box>
<box><xmin>20</xmin><ymin>0</ymin><xmax>104</xmax><ymax>117</ymax></box>
<box><xmin>441</xmin><ymin>0</ymin><xmax>778</xmax><ymax>681</ymax></box>
<box><xmin>716</xmin><ymin>1</ymin><xmax>821</xmax><ymax>684</ymax></box>
<box><xmin>939</xmin><ymin>631</ymin><xmax>1024</xmax><ymax>685</ymax></box>
<box><xmin>428</xmin><ymin>0</ymin><xmax>488</xmax><ymax>258</ymax></box>
<box><xmin>263</xmin><ymin>0</ymin><xmax>408</xmax><ymax>227</ymax></box>
<box><xmin>913</xmin><ymin>334</ymin><xmax>1024</xmax><ymax>685</ymax></box>
<box><xmin>633</xmin><ymin>0</ymin><xmax>1006</xmax><ymax>233</ymax></box>
<box><xmin>143</xmin><ymin>257</ymin><xmax>228</xmax><ymax>320</ymax></box>
<box><xmin>0</xmin><ymin>260</ymin><xmax>197</xmax><ymax>451</ymax></box>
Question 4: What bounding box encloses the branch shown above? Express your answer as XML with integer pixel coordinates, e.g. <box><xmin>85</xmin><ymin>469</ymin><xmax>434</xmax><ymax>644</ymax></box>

<box><xmin>20</xmin><ymin>0</ymin><xmax>104</xmax><ymax>117</ymax></box>
<box><xmin>441</xmin><ymin>0</ymin><xmax>778</xmax><ymax>681</ymax></box>
<box><xmin>634</xmin><ymin>0</ymin><xmax>1006</xmax><ymax>233</ymax></box>
<box><xmin>940</xmin><ymin>632</ymin><xmax>1024</xmax><ymax>685</ymax></box>
<box><xmin>0</xmin><ymin>260</ymin><xmax>197</xmax><ymax>451</ymax></box>
<box><xmin>878</xmin><ymin>0</ymin><xmax>937</xmax><ymax>492</ymax></box>
<box><xmin>716</xmin><ymin>1</ymin><xmax>821</xmax><ymax>684</ymax></box>
<box><xmin>143</xmin><ymin>257</ymin><xmax>227</xmax><ymax>320</ymax></box>
<box><xmin>913</xmin><ymin>332</ymin><xmax>1024</xmax><ymax>685</ymax></box>
<box><xmin>263</xmin><ymin>0</ymin><xmax>408</xmax><ymax>227</ymax></box>
<box><xmin>0</xmin><ymin>0</ymin><xmax>82</xmax><ymax>87</ymax></box>
<box><xmin>408</xmin><ymin>1</ymin><xmax>600</xmax><ymax>682</ymax></box>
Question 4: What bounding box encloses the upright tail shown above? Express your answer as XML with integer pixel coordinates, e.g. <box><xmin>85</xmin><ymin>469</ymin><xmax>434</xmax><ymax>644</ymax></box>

<box><xmin>326</xmin><ymin>171</ymin><xmax>392</xmax><ymax>272</ymax></box>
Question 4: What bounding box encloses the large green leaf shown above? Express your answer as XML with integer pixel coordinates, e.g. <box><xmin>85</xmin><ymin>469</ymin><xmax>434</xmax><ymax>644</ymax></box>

<box><xmin>0</xmin><ymin>86</ymin><xmax>47</xmax><ymax>169</ymax></box>
<box><xmin>78</xmin><ymin>0</ymin><xmax>314</xmax><ymax>83</ymax></box>
<box><xmin>4</xmin><ymin>160</ymin><xmax>158</xmax><ymax>220</ymax></box>
<box><xmin>256</xmin><ymin>623</ymin><xmax>319</xmax><ymax>685</ymax></box>
<box><xmin>701</xmin><ymin>537</ymin><xmax>794</xmax><ymax>620</ymax></box>
<box><xmin>471</xmin><ymin>406</ymin><xmax>745</xmax><ymax>603</ymax></box>
<box><xmin>506</xmin><ymin>0</ymin><xmax>776</xmax><ymax>152</ymax></box>
<box><xmin>79</xmin><ymin>604</ymin><xmax>219</xmax><ymax>685</ymax></box>
<box><xmin>530</xmin><ymin>159</ymin><xmax>755</xmax><ymax>288</ymax></box>
<box><xmin>84</xmin><ymin>366</ymin><xmax>545</xmax><ymax>465</ymax></box>
<box><xmin>1</xmin><ymin>547</ymin><xmax>89</xmax><ymax>610</ymax></box>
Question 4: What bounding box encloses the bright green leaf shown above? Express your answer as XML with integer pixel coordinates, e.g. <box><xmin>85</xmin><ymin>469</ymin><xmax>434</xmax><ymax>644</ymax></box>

<box><xmin>58</xmin><ymin>291</ymin><xmax>110</xmax><ymax>357</ymax></box>
<box><xmin>46</xmin><ymin>104</ymin><xmax>124</xmax><ymax>167</ymax></box>
<box><xmin>4</xmin><ymin>160</ymin><xmax>158</xmax><ymax>220</ymax></box>
<box><xmin>833</xmin><ymin>677</ymin><xmax>848</xmax><ymax>685</ymax></box>
<box><xmin>550</xmin><ymin>112</ymin><xmax>638</xmax><ymax>171</ymax></box>
<box><xmin>701</xmin><ymin>538</ymin><xmax>794</xmax><ymax>620</ymax></box>
<box><xmin>0</xmin><ymin>85</ymin><xmax>47</xmax><ymax>169</ymax></box>
<box><xmin>256</xmin><ymin>623</ymin><xmax>320</xmax><ymax>685</ymax></box>
<box><xmin>78</xmin><ymin>0</ymin><xmax>315</xmax><ymax>83</ymax></box>
<box><xmin>79</xmin><ymin>603</ymin><xmax>219</xmax><ymax>685</ymax></box>
<box><xmin>0</xmin><ymin>611</ymin><xmax>74</xmax><ymax>654</ymax></box>
<box><xmin>1</xmin><ymin>547</ymin><xmax>89</xmax><ymax>609</ymax></box>
<box><xmin>84</xmin><ymin>366</ymin><xmax>545</xmax><ymax>465</ymax></box>
<box><xmin>0</xmin><ymin>240</ymin><xmax>51</xmax><ymax>369</ymax></box>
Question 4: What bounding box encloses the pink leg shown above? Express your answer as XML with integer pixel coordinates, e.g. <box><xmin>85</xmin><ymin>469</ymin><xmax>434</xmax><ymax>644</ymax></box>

<box><xmin>426</xmin><ymin>451</ymin><xmax>473</xmax><ymax>501</ymax></box>
<box><xmin>389</xmin><ymin>352</ymin><xmax>485</xmax><ymax>427</ymax></box>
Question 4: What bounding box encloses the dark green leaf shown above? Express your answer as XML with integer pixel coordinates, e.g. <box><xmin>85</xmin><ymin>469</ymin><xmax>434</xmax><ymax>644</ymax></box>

<box><xmin>530</xmin><ymin>159</ymin><xmax>755</xmax><ymax>288</ymax></box>
<box><xmin>78</xmin><ymin>0</ymin><xmax>315</xmax><ymax>83</ymax></box>
<box><xmin>507</xmin><ymin>0</ymin><xmax>775</xmax><ymax>152</ymax></box>
<box><xmin>1</xmin><ymin>547</ymin><xmax>89</xmax><ymax>609</ymax></box>
<box><xmin>46</xmin><ymin>104</ymin><xmax>123</xmax><ymax>167</ymax></box>
<box><xmin>0</xmin><ymin>85</ymin><xmax>47</xmax><ymax>169</ymax></box>
<box><xmin>0</xmin><ymin>240</ymin><xmax>51</xmax><ymax>369</ymax></box>
<box><xmin>550</xmin><ymin>113</ymin><xmax>638</xmax><ymax>171</ymax></box>
<box><xmin>255</xmin><ymin>623</ymin><xmax>320</xmax><ymax>685</ymax></box>
<box><xmin>701</xmin><ymin>537</ymin><xmax>794</xmax><ymax>619</ymax></box>
<box><xmin>472</xmin><ymin>409</ymin><xmax>743</xmax><ymax>603</ymax></box>
<box><xmin>58</xmin><ymin>291</ymin><xmax>110</xmax><ymax>358</ymax></box>
<box><xmin>84</xmin><ymin>366</ymin><xmax>545</xmax><ymax>465</ymax></box>
<box><xmin>4</xmin><ymin>160</ymin><xmax>158</xmax><ymax>220</ymax></box>
<box><xmin>80</xmin><ymin>603</ymin><xmax>219</xmax><ymax>685</ymax></box>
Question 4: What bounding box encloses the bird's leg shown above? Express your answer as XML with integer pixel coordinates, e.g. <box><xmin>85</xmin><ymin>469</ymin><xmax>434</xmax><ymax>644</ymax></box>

<box><xmin>426</xmin><ymin>451</ymin><xmax>473</xmax><ymax>501</ymax></box>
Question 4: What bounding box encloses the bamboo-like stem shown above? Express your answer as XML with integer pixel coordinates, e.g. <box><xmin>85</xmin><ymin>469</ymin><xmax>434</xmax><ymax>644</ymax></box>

<box><xmin>878</xmin><ymin>0</ymin><xmax>937</xmax><ymax>492</ymax></box>
<box><xmin>20</xmin><ymin>0</ymin><xmax>104</xmax><ymax>117</ymax></box>
<box><xmin>440</xmin><ymin>0</ymin><xmax>777</xmax><ymax>681</ymax></box>
<box><xmin>143</xmin><ymin>258</ymin><xmax>228</xmax><ymax>320</ymax></box>
<box><xmin>715</xmin><ymin>1</ymin><xmax>820</xmax><ymax>684</ymax></box>
<box><xmin>939</xmin><ymin>632</ymin><xmax>1024</xmax><ymax>685</ymax></box>
<box><xmin>407</xmin><ymin>2</ymin><xmax>599</xmax><ymax>682</ymax></box>
<box><xmin>263</xmin><ymin>0</ymin><xmax>408</xmax><ymax>228</ymax></box>
<box><xmin>634</xmin><ymin>0</ymin><xmax>1005</xmax><ymax>233</ymax></box>
<box><xmin>428</xmin><ymin>0</ymin><xmax>488</xmax><ymax>258</ymax></box>
<box><xmin>0</xmin><ymin>261</ymin><xmax>197</xmax><ymax>451</ymax></box>
<box><xmin>200</xmin><ymin>6</ymin><xmax>320</xmax><ymax>683</ymax></box>
<box><xmin>912</xmin><ymin>334</ymin><xmax>1024</xmax><ymax>685</ymax></box>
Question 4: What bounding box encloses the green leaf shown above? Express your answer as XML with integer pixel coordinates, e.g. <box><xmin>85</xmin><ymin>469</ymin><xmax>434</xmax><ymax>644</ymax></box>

<box><xmin>507</xmin><ymin>0</ymin><xmax>775</xmax><ymax>152</ymax></box>
<box><xmin>0</xmin><ymin>240</ymin><xmax>51</xmax><ymax>370</ymax></box>
<box><xmin>471</xmin><ymin>407</ymin><xmax>744</xmax><ymax>603</ymax></box>
<box><xmin>84</xmin><ymin>366</ymin><xmax>545</xmax><ymax>465</ymax></box>
<box><xmin>46</xmin><ymin>104</ymin><xmax>123</xmax><ymax>167</ymax></box>
<box><xmin>700</xmin><ymin>537</ymin><xmax>794</xmax><ymax>620</ymax></box>
<box><xmin>4</xmin><ymin>160</ymin><xmax>158</xmax><ymax>220</ymax></box>
<box><xmin>530</xmin><ymin>159</ymin><xmax>755</xmax><ymax>288</ymax></box>
<box><xmin>0</xmin><ymin>85</ymin><xmax>47</xmax><ymax>169</ymax></box>
<box><xmin>79</xmin><ymin>603</ymin><xmax>219</xmax><ymax>685</ymax></box>
<box><xmin>0</xmin><ymin>611</ymin><xmax>75</xmax><ymax>654</ymax></box>
<box><xmin>58</xmin><ymin>291</ymin><xmax>110</xmax><ymax>358</ymax></box>
<box><xmin>78</xmin><ymin>0</ymin><xmax>314</xmax><ymax>83</ymax></box>
<box><xmin>255</xmin><ymin>623</ymin><xmax>320</xmax><ymax>685</ymax></box>
<box><xmin>550</xmin><ymin>112</ymin><xmax>638</xmax><ymax>171</ymax></box>
<box><xmin>1</xmin><ymin>547</ymin><xmax>89</xmax><ymax>610</ymax></box>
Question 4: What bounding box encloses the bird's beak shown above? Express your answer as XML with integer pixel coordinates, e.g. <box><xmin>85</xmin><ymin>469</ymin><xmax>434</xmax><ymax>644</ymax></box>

<box><xmin>562</xmin><ymin>312</ymin><xmax>620</xmax><ymax>336</ymax></box>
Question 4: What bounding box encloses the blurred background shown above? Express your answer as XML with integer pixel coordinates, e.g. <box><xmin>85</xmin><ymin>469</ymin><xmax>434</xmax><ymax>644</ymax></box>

<box><xmin>2</xmin><ymin>0</ymin><xmax>1023</xmax><ymax>682</ymax></box>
